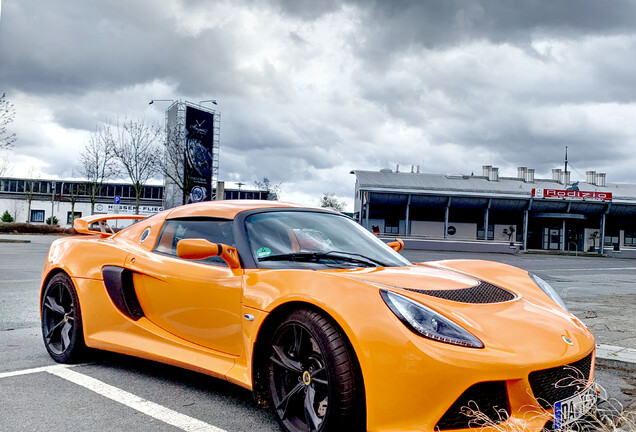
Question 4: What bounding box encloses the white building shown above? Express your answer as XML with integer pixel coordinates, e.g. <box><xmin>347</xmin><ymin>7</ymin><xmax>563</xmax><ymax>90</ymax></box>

<box><xmin>0</xmin><ymin>177</ymin><xmax>271</xmax><ymax>227</ymax></box>
<box><xmin>351</xmin><ymin>165</ymin><xmax>636</xmax><ymax>254</ymax></box>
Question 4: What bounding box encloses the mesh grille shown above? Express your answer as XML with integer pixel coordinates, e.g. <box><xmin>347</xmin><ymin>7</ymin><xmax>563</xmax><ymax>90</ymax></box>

<box><xmin>436</xmin><ymin>381</ymin><xmax>510</xmax><ymax>430</ymax></box>
<box><xmin>529</xmin><ymin>352</ymin><xmax>594</xmax><ymax>410</ymax></box>
<box><xmin>405</xmin><ymin>281</ymin><xmax>516</xmax><ymax>304</ymax></box>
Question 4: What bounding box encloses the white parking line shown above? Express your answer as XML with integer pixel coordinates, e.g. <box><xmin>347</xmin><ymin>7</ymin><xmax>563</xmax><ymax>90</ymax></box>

<box><xmin>0</xmin><ymin>365</ymin><xmax>63</xmax><ymax>379</ymax></box>
<box><xmin>546</xmin><ymin>267</ymin><xmax>636</xmax><ymax>272</ymax></box>
<box><xmin>0</xmin><ymin>365</ymin><xmax>228</xmax><ymax>432</ymax></box>
<box><xmin>0</xmin><ymin>279</ymin><xmax>41</xmax><ymax>284</ymax></box>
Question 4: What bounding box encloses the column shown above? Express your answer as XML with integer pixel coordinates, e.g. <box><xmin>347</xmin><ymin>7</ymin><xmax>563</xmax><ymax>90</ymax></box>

<box><xmin>364</xmin><ymin>191</ymin><xmax>370</xmax><ymax>230</ymax></box>
<box><xmin>444</xmin><ymin>197</ymin><xmax>451</xmax><ymax>239</ymax></box>
<box><xmin>561</xmin><ymin>218</ymin><xmax>566</xmax><ymax>252</ymax></box>
<box><xmin>600</xmin><ymin>213</ymin><xmax>606</xmax><ymax>254</ymax></box>
<box><xmin>483</xmin><ymin>199</ymin><xmax>491</xmax><ymax>240</ymax></box>
<box><xmin>405</xmin><ymin>194</ymin><xmax>411</xmax><ymax>236</ymax></box>
<box><xmin>523</xmin><ymin>198</ymin><xmax>532</xmax><ymax>250</ymax></box>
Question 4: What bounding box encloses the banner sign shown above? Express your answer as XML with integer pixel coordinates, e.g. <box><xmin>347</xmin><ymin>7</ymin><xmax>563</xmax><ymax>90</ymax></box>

<box><xmin>95</xmin><ymin>203</ymin><xmax>163</xmax><ymax>214</ymax></box>
<box><xmin>532</xmin><ymin>189</ymin><xmax>612</xmax><ymax>202</ymax></box>
<box><xmin>185</xmin><ymin>106</ymin><xmax>215</xmax><ymax>203</ymax></box>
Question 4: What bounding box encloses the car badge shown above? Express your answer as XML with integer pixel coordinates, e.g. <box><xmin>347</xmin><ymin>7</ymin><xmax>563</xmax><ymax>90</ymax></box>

<box><xmin>562</xmin><ymin>335</ymin><xmax>574</xmax><ymax>345</ymax></box>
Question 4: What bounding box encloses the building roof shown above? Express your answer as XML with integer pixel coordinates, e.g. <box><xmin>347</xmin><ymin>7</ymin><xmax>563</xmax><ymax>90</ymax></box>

<box><xmin>350</xmin><ymin>170</ymin><xmax>636</xmax><ymax>203</ymax></box>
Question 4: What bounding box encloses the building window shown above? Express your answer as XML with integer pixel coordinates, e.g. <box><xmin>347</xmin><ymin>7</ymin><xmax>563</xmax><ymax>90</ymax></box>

<box><xmin>385</xmin><ymin>219</ymin><xmax>399</xmax><ymax>234</ymax></box>
<box><xmin>30</xmin><ymin>210</ymin><xmax>45</xmax><ymax>223</ymax></box>
<box><xmin>477</xmin><ymin>225</ymin><xmax>494</xmax><ymax>240</ymax></box>
<box><xmin>604</xmin><ymin>236</ymin><xmax>619</xmax><ymax>246</ymax></box>
<box><xmin>67</xmin><ymin>211</ymin><xmax>82</xmax><ymax>224</ymax></box>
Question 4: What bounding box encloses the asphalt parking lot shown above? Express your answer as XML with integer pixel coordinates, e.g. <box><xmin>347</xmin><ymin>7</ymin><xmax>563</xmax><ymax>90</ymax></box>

<box><xmin>1</xmin><ymin>234</ymin><xmax>634</xmax><ymax>431</ymax></box>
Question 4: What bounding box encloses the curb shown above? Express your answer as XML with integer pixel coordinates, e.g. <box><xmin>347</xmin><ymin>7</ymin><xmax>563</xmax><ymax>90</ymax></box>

<box><xmin>0</xmin><ymin>239</ymin><xmax>31</xmax><ymax>243</ymax></box>
<box><xmin>595</xmin><ymin>344</ymin><xmax>636</xmax><ymax>372</ymax></box>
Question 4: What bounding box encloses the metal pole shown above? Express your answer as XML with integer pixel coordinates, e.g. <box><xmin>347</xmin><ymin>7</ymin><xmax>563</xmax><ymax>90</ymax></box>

<box><xmin>444</xmin><ymin>197</ymin><xmax>451</xmax><ymax>239</ymax></box>
<box><xmin>600</xmin><ymin>213</ymin><xmax>606</xmax><ymax>254</ymax></box>
<box><xmin>561</xmin><ymin>218</ymin><xmax>566</xmax><ymax>252</ymax></box>
<box><xmin>483</xmin><ymin>199</ymin><xmax>491</xmax><ymax>240</ymax></box>
<box><xmin>523</xmin><ymin>198</ymin><xmax>532</xmax><ymax>251</ymax></box>
<box><xmin>50</xmin><ymin>181</ymin><xmax>56</xmax><ymax>225</ymax></box>
<box><xmin>405</xmin><ymin>194</ymin><xmax>411</xmax><ymax>236</ymax></box>
<box><xmin>523</xmin><ymin>210</ymin><xmax>528</xmax><ymax>250</ymax></box>
<box><xmin>364</xmin><ymin>191</ymin><xmax>370</xmax><ymax>230</ymax></box>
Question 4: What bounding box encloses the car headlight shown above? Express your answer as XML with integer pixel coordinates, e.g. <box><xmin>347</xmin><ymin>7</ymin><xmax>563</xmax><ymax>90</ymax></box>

<box><xmin>529</xmin><ymin>273</ymin><xmax>569</xmax><ymax>312</ymax></box>
<box><xmin>380</xmin><ymin>290</ymin><xmax>484</xmax><ymax>348</ymax></box>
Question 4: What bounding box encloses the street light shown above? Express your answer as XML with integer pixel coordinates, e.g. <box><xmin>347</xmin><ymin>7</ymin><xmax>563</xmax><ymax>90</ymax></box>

<box><xmin>149</xmin><ymin>99</ymin><xmax>175</xmax><ymax>105</ymax></box>
<box><xmin>199</xmin><ymin>99</ymin><xmax>217</xmax><ymax>106</ymax></box>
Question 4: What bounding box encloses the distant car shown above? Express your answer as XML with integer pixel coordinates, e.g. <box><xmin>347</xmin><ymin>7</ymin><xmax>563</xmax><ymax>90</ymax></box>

<box><xmin>40</xmin><ymin>200</ymin><xmax>596</xmax><ymax>432</ymax></box>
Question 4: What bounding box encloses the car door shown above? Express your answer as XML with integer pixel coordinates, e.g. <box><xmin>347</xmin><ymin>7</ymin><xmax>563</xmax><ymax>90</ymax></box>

<box><xmin>126</xmin><ymin>217</ymin><xmax>244</xmax><ymax>356</ymax></box>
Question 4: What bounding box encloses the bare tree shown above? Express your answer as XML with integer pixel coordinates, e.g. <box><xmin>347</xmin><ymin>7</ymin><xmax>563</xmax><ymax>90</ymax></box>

<box><xmin>11</xmin><ymin>199</ymin><xmax>24</xmax><ymax>222</ymax></box>
<box><xmin>255</xmin><ymin>177</ymin><xmax>282</xmax><ymax>200</ymax></box>
<box><xmin>80</xmin><ymin>126</ymin><xmax>118</xmax><ymax>214</ymax></box>
<box><xmin>67</xmin><ymin>181</ymin><xmax>82</xmax><ymax>223</ymax></box>
<box><xmin>0</xmin><ymin>93</ymin><xmax>17</xmax><ymax>150</ymax></box>
<box><xmin>320</xmin><ymin>193</ymin><xmax>346</xmax><ymax>212</ymax></box>
<box><xmin>59</xmin><ymin>177</ymin><xmax>82</xmax><ymax>223</ymax></box>
<box><xmin>0</xmin><ymin>149</ymin><xmax>12</xmax><ymax>177</ymax></box>
<box><xmin>112</xmin><ymin>118</ymin><xmax>162</xmax><ymax>214</ymax></box>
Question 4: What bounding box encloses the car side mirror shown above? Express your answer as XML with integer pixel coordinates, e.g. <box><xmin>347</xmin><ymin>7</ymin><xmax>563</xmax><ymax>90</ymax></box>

<box><xmin>386</xmin><ymin>238</ymin><xmax>404</xmax><ymax>252</ymax></box>
<box><xmin>176</xmin><ymin>239</ymin><xmax>241</xmax><ymax>269</ymax></box>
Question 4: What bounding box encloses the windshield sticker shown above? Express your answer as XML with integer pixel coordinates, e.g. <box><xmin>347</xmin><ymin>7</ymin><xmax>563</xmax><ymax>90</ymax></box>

<box><xmin>256</xmin><ymin>247</ymin><xmax>272</xmax><ymax>258</ymax></box>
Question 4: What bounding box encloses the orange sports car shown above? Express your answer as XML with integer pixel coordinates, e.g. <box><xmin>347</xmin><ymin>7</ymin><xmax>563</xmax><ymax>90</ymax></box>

<box><xmin>40</xmin><ymin>200</ymin><xmax>596</xmax><ymax>432</ymax></box>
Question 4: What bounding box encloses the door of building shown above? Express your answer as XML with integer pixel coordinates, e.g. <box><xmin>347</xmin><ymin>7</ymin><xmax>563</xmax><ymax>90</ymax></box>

<box><xmin>543</xmin><ymin>227</ymin><xmax>561</xmax><ymax>250</ymax></box>
<box><xmin>566</xmin><ymin>228</ymin><xmax>584</xmax><ymax>253</ymax></box>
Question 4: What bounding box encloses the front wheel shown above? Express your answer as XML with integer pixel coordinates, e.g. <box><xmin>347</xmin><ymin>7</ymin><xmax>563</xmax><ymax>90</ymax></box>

<box><xmin>267</xmin><ymin>309</ymin><xmax>363</xmax><ymax>432</ymax></box>
<box><xmin>41</xmin><ymin>273</ymin><xmax>87</xmax><ymax>363</ymax></box>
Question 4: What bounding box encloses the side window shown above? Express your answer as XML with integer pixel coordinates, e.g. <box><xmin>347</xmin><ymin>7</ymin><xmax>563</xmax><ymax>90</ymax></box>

<box><xmin>154</xmin><ymin>218</ymin><xmax>234</xmax><ymax>265</ymax></box>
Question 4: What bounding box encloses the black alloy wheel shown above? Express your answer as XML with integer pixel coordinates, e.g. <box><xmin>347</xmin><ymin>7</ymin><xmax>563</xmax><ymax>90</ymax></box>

<box><xmin>267</xmin><ymin>309</ymin><xmax>362</xmax><ymax>432</ymax></box>
<box><xmin>41</xmin><ymin>273</ymin><xmax>87</xmax><ymax>363</ymax></box>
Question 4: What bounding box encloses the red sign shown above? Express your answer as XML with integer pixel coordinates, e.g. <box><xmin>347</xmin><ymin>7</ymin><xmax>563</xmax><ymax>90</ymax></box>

<box><xmin>532</xmin><ymin>189</ymin><xmax>612</xmax><ymax>202</ymax></box>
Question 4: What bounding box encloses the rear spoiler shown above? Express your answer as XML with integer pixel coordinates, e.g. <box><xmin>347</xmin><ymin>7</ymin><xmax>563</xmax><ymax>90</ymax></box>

<box><xmin>73</xmin><ymin>214</ymin><xmax>148</xmax><ymax>237</ymax></box>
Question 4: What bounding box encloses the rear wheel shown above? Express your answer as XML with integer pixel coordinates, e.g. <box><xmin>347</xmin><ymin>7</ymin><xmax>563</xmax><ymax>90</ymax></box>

<box><xmin>267</xmin><ymin>309</ymin><xmax>362</xmax><ymax>432</ymax></box>
<box><xmin>41</xmin><ymin>273</ymin><xmax>87</xmax><ymax>363</ymax></box>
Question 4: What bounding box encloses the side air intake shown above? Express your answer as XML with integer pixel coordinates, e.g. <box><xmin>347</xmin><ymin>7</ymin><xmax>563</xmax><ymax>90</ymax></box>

<box><xmin>102</xmin><ymin>266</ymin><xmax>144</xmax><ymax>320</ymax></box>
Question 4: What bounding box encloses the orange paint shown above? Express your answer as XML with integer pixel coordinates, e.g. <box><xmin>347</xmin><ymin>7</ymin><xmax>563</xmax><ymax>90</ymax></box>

<box><xmin>41</xmin><ymin>200</ymin><xmax>596</xmax><ymax>432</ymax></box>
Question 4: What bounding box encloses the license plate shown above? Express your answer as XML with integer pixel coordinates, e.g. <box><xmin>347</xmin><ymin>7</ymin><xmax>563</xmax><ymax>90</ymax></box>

<box><xmin>553</xmin><ymin>383</ymin><xmax>597</xmax><ymax>430</ymax></box>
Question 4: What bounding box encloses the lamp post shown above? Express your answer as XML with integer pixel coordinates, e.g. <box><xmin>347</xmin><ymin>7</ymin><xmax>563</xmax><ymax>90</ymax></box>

<box><xmin>237</xmin><ymin>182</ymin><xmax>244</xmax><ymax>199</ymax></box>
<box><xmin>148</xmin><ymin>99</ymin><xmax>175</xmax><ymax>105</ymax></box>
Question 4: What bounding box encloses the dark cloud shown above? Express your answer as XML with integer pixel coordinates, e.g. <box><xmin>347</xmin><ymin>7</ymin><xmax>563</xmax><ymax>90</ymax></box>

<box><xmin>3</xmin><ymin>0</ymin><xmax>636</xmax><ymax>206</ymax></box>
<box><xmin>252</xmin><ymin>0</ymin><xmax>342</xmax><ymax>20</ymax></box>
<box><xmin>352</xmin><ymin>0</ymin><xmax>636</xmax><ymax>50</ymax></box>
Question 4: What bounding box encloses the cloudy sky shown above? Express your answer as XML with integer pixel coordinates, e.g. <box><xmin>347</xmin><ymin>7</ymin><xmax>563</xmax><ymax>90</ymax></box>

<box><xmin>2</xmin><ymin>0</ymin><xmax>636</xmax><ymax>209</ymax></box>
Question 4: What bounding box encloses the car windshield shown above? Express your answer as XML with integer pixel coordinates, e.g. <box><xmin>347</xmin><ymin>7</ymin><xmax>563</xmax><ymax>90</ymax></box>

<box><xmin>244</xmin><ymin>211</ymin><xmax>411</xmax><ymax>269</ymax></box>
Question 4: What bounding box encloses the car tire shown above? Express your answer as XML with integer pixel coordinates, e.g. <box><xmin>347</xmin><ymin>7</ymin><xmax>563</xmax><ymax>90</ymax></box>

<box><xmin>41</xmin><ymin>273</ymin><xmax>87</xmax><ymax>363</ymax></box>
<box><xmin>267</xmin><ymin>308</ymin><xmax>363</xmax><ymax>432</ymax></box>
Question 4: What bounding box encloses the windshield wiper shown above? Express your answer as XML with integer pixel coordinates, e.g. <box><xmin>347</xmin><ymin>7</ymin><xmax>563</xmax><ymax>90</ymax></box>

<box><xmin>321</xmin><ymin>250</ymin><xmax>388</xmax><ymax>267</ymax></box>
<box><xmin>258</xmin><ymin>251</ymin><xmax>386</xmax><ymax>267</ymax></box>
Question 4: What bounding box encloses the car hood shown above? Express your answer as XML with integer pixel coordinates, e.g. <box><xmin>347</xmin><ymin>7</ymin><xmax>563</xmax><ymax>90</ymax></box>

<box><xmin>329</xmin><ymin>262</ymin><xmax>595</xmax><ymax>362</ymax></box>
<box><xmin>334</xmin><ymin>263</ymin><xmax>479</xmax><ymax>291</ymax></box>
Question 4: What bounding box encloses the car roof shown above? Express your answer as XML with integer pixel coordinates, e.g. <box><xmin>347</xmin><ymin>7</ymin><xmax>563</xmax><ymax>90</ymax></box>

<box><xmin>165</xmin><ymin>200</ymin><xmax>324</xmax><ymax>220</ymax></box>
